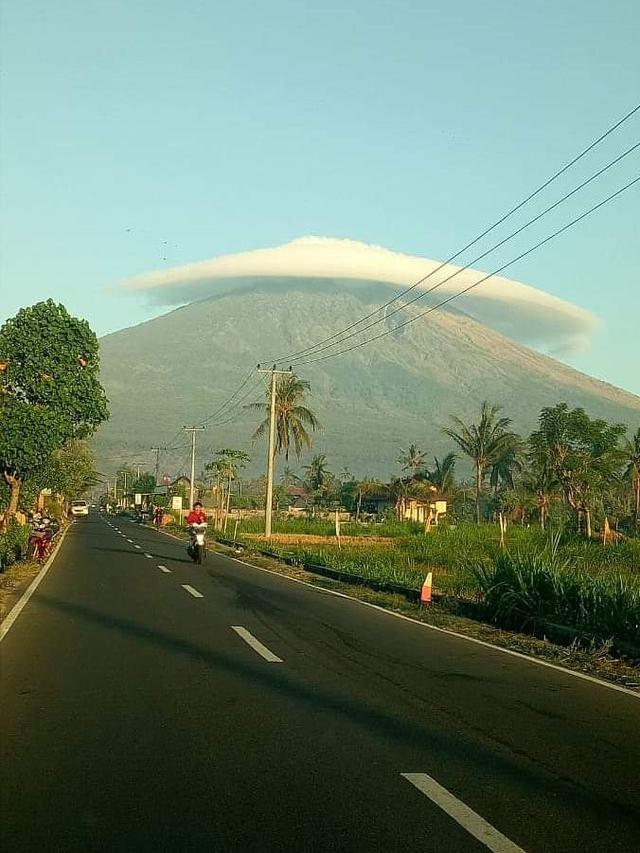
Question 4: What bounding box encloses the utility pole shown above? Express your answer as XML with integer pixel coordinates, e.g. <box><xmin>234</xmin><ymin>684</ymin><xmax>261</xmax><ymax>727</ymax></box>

<box><xmin>183</xmin><ymin>426</ymin><xmax>205</xmax><ymax>510</ymax></box>
<box><xmin>150</xmin><ymin>447</ymin><xmax>161</xmax><ymax>486</ymax></box>
<box><xmin>257</xmin><ymin>365</ymin><xmax>292</xmax><ymax>539</ymax></box>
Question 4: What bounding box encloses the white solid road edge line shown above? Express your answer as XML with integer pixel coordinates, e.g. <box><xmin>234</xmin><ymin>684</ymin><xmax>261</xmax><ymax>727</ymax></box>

<box><xmin>231</xmin><ymin>625</ymin><xmax>283</xmax><ymax>663</ymax></box>
<box><xmin>151</xmin><ymin>524</ymin><xmax>638</xmax><ymax>698</ymax></box>
<box><xmin>402</xmin><ymin>773</ymin><xmax>526</xmax><ymax>853</ymax></box>
<box><xmin>0</xmin><ymin>526</ymin><xmax>69</xmax><ymax>643</ymax></box>
<box><xmin>223</xmin><ymin>556</ymin><xmax>639</xmax><ymax>699</ymax></box>
<box><xmin>182</xmin><ymin>584</ymin><xmax>204</xmax><ymax>598</ymax></box>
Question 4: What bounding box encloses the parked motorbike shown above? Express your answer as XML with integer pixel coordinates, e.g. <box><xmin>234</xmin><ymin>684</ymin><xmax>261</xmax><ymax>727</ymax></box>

<box><xmin>187</xmin><ymin>522</ymin><xmax>207</xmax><ymax>564</ymax></box>
<box><xmin>28</xmin><ymin>514</ymin><xmax>59</xmax><ymax>561</ymax></box>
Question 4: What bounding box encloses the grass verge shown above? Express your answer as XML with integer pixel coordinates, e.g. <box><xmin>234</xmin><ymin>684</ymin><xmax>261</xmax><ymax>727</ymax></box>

<box><xmin>211</xmin><ymin>538</ymin><xmax>640</xmax><ymax>692</ymax></box>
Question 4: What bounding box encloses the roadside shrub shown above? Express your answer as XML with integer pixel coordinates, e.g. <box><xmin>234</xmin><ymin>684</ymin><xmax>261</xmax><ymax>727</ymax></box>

<box><xmin>0</xmin><ymin>522</ymin><xmax>30</xmax><ymax>571</ymax></box>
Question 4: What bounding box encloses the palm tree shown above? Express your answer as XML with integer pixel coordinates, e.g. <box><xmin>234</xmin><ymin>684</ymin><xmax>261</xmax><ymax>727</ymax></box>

<box><xmin>622</xmin><ymin>426</ymin><xmax>640</xmax><ymax>530</ymax></box>
<box><xmin>250</xmin><ymin>374</ymin><xmax>320</xmax><ymax>461</ymax></box>
<box><xmin>303</xmin><ymin>454</ymin><xmax>332</xmax><ymax>514</ymax></box>
<box><xmin>304</xmin><ymin>454</ymin><xmax>330</xmax><ymax>491</ymax></box>
<box><xmin>443</xmin><ymin>401</ymin><xmax>516</xmax><ymax>523</ymax></box>
<box><xmin>426</xmin><ymin>452</ymin><xmax>457</xmax><ymax>494</ymax></box>
<box><xmin>489</xmin><ymin>437</ymin><xmax>524</xmax><ymax>495</ymax></box>
<box><xmin>397</xmin><ymin>444</ymin><xmax>425</xmax><ymax>480</ymax></box>
<box><xmin>280</xmin><ymin>465</ymin><xmax>300</xmax><ymax>487</ymax></box>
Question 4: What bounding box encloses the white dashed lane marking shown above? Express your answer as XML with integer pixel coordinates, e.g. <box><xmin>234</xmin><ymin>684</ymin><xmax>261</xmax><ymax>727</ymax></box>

<box><xmin>157</xmin><ymin>565</ymin><xmax>171</xmax><ymax>573</ymax></box>
<box><xmin>182</xmin><ymin>584</ymin><xmax>204</xmax><ymax>598</ymax></box>
<box><xmin>401</xmin><ymin>773</ymin><xmax>526</xmax><ymax>853</ymax></box>
<box><xmin>231</xmin><ymin>626</ymin><xmax>283</xmax><ymax>663</ymax></box>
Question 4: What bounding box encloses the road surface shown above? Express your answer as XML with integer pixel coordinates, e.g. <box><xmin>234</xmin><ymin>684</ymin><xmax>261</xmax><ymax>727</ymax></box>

<box><xmin>1</xmin><ymin>513</ymin><xmax>639</xmax><ymax>852</ymax></box>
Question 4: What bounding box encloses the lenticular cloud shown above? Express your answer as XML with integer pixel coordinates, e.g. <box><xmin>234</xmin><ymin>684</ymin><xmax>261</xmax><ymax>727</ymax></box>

<box><xmin>118</xmin><ymin>236</ymin><xmax>598</xmax><ymax>353</ymax></box>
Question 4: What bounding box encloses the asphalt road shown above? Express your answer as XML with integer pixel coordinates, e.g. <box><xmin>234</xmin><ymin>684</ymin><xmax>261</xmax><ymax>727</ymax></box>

<box><xmin>1</xmin><ymin>513</ymin><xmax>639</xmax><ymax>852</ymax></box>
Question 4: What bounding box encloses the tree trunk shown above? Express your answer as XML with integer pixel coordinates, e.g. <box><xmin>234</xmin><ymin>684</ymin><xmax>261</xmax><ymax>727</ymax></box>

<box><xmin>585</xmin><ymin>507</ymin><xmax>592</xmax><ymax>539</ymax></box>
<box><xmin>635</xmin><ymin>480</ymin><xmax>640</xmax><ymax>532</ymax></box>
<box><xmin>475</xmin><ymin>462</ymin><xmax>482</xmax><ymax>524</ymax></box>
<box><xmin>1</xmin><ymin>473</ymin><xmax>22</xmax><ymax>531</ymax></box>
<box><xmin>356</xmin><ymin>491</ymin><xmax>362</xmax><ymax>523</ymax></box>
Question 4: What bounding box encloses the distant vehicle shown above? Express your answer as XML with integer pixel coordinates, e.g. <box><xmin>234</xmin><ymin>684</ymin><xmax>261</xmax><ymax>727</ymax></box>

<box><xmin>70</xmin><ymin>500</ymin><xmax>89</xmax><ymax>517</ymax></box>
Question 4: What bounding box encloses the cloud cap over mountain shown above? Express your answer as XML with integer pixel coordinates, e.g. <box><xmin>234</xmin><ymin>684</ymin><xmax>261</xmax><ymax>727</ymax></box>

<box><xmin>119</xmin><ymin>236</ymin><xmax>598</xmax><ymax>353</ymax></box>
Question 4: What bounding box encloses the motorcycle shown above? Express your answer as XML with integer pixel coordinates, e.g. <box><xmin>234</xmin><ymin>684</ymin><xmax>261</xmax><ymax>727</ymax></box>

<box><xmin>187</xmin><ymin>522</ymin><xmax>207</xmax><ymax>564</ymax></box>
<box><xmin>28</xmin><ymin>515</ymin><xmax>59</xmax><ymax>561</ymax></box>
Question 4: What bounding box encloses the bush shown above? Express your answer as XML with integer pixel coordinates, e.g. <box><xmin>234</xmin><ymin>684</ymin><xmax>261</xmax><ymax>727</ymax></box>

<box><xmin>0</xmin><ymin>522</ymin><xmax>30</xmax><ymax>571</ymax></box>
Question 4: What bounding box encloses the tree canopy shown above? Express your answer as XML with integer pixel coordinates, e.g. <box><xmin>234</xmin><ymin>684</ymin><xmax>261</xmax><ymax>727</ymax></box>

<box><xmin>0</xmin><ymin>301</ymin><xmax>109</xmax><ymax>526</ymax></box>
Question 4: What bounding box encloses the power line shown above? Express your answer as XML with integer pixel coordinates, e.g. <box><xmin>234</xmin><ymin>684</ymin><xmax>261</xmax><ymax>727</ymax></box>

<box><xmin>284</xmin><ymin>140</ymin><xmax>640</xmax><ymax>365</ymax></box>
<box><xmin>199</xmin><ymin>374</ymin><xmax>268</xmax><ymax>459</ymax></box>
<box><xmin>267</xmin><ymin>102</ymin><xmax>640</xmax><ymax>364</ymax></box>
<box><xmin>198</xmin><ymin>367</ymin><xmax>258</xmax><ymax>426</ymax></box>
<box><xmin>292</xmin><ymin>175</ymin><xmax>640</xmax><ymax>366</ymax></box>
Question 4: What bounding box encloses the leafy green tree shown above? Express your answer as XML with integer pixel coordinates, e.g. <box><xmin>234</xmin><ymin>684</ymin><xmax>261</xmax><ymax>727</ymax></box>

<box><xmin>529</xmin><ymin>403</ymin><xmax>626</xmax><ymax>537</ymax></box>
<box><xmin>0</xmin><ymin>401</ymin><xmax>65</xmax><ymax>522</ymax></box>
<box><xmin>205</xmin><ymin>448</ymin><xmax>250</xmax><ymax>527</ymax></box>
<box><xmin>443</xmin><ymin>401</ymin><xmax>516</xmax><ymax>523</ymax></box>
<box><xmin>621</xmin><ymin>426</ymin><xmax>640</xmax><ymax>531</ymax></box>
<box><xmin>250</xmin><ymin>374</ymin><xmax>319</xmax><ymax>461</ymax></box>
<box><xmin>131</xmin><ymin>472</ymin><xmax>157</xmax><ymax>496</ymax></box>
<box><xmin>44</xmin><ymin>441</ymin><xmax>101</xmax><ymax>514</ymax></box>
<box><xmin>354</xmin><ymin>479</ymin><xmax>387</xmax><ymax>521</ymax></box>
<box><xmin>0</xmin><ymin>301</ymin><xmax>108</xmax><ymax>527</ymax></box>
<box><xmin>522</xmin><ymin>451</ymin><xmax>558</xmax><ymax>531</ymax></box>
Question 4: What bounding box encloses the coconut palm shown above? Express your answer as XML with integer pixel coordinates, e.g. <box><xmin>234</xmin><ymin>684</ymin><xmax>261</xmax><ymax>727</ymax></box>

<box><xmin>280</xmin><ymin>465</ymin><xmax>300</xmax><ymax>486</ymax></box>
<box><xmin>489</xmin><ymin>436</ymin><xmax>525</xmax><ymax>495</ymax></box>
<box><xmin>250</xmin><ymin>374</ymin><xmax>320</xmax><ymax>461</ymax></box>
<box><xmin>303</xmin><ymin>454</ymin><xmax>333</xmax><ymax>513</ymax></box>
<box><xmin>426</xmin><ymin>452</ymin><xmax>457</xmax><ymax>494</ymax></box>
<box><xmin>397</xmin><ymin>444</ymin><xmax>425</xmax><ymax>480</ymax></box>
<box><xmin>443</xmin><ymin>401</ymin><xmax>516</xmax><ymax>523</ymax></box>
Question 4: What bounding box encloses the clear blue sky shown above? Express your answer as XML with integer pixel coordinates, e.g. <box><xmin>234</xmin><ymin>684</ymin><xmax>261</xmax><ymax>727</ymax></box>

<box><xmin>2</xmin><ymin>0</ymin><xmax>639</xmax><ymax>392</ymax></box>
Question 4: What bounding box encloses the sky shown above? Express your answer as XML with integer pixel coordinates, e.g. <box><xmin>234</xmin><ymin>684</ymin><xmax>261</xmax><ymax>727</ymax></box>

<box><xmin>1</xmin><ymin>0</ymin><xmax>639</xmax><ymax>392</ymax></box>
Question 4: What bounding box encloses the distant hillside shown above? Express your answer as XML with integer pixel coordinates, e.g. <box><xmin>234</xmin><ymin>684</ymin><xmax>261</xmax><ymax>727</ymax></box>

<box><xmin>95</xmin><ymin>281</ymin><xmax>640</xmax><ymax>479</ymax></box>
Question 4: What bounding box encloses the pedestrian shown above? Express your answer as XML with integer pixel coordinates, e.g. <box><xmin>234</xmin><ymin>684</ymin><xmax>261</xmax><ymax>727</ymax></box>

<box><xmin>154</xmin><ymin>505</ymin><xmax>163</xmax><ymax>529</ymax></box>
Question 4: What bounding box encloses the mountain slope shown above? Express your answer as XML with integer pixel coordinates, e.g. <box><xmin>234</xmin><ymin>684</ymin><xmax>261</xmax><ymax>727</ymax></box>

<box><xmin>95</xmin><ymin>282</ymin><xmax>640</xmax><ymax>478</ymax></box>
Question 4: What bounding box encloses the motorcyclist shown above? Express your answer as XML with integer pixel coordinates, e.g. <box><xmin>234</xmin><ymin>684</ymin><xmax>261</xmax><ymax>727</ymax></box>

<box><xmin>186</xmin><ymin>502</ymin><xmax>207</xmax><ymax>525</ymax></box>
<box><xmin>185</xmin><ymin>502</ymin><xmax>207</xmax><ymax>561</ymax></box>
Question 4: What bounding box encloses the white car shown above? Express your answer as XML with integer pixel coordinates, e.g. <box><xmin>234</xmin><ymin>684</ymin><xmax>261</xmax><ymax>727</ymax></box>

<box><xmin>70</xmin><ymin>500</ymin><xmax>89</xmax><ymax>517</ymax></box>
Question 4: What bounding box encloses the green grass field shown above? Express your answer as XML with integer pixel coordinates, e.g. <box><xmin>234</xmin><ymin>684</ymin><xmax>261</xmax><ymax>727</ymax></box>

<box><xmin>231</xmin><ymin>517</ymin><xmax>640</xmax><ymax>646</ymax></box>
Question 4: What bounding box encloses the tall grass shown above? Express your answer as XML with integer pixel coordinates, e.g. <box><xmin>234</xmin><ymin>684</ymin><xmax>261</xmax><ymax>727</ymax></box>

<box><xmin>473</xmin><ymin>548</ymin><xmax>640</xmax><ymax>644</ymax></box>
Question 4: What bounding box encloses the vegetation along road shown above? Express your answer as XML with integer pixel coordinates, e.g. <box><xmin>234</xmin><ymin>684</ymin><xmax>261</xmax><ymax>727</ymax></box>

<box><xmin>1</xmin><ymin>512</ymin><xmax>639</xmax><ymax>852</ymax></box>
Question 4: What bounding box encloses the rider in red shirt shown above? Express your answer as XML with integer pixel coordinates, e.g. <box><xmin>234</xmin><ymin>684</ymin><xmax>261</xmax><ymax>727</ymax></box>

<box><xmin>186</xmin><ymin>501</ymin><xmax>207</xmax><ymax>525</ymax></box>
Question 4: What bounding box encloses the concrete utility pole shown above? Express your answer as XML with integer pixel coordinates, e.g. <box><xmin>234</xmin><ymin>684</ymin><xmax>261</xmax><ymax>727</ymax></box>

<box><xmin>150</xmin><ymin>447</ymin><xmax>161</xmax><ymax>486</ymax></box>
<box><xmin>183</xmin><ymin>426</ymin><xmax>205</xmax><ymax>510</ymax></box>
<box><xmin>257</xmin><ymin>365</ymin><xmax>292</xmax><ymax>539</ymax></box>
